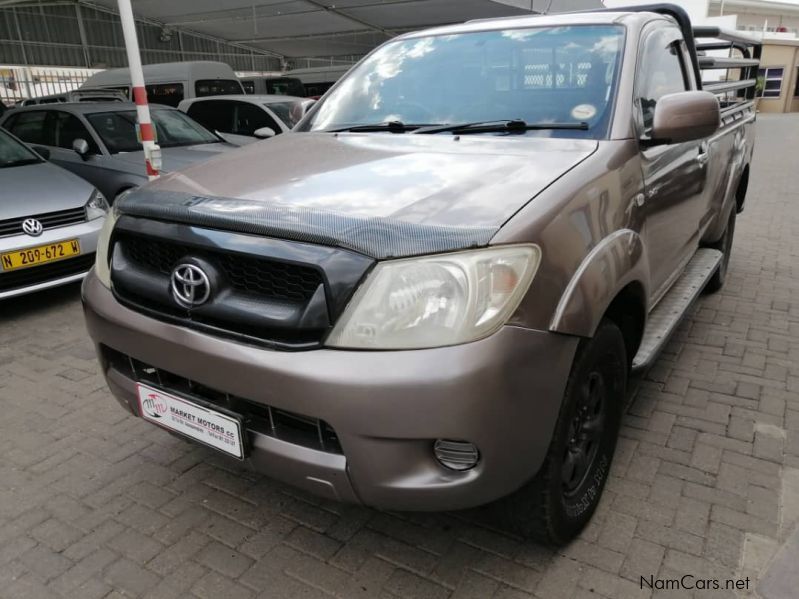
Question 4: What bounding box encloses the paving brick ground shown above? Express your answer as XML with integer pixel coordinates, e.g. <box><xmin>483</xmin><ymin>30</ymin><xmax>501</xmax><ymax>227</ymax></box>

<box><xmin>1</xmin><ymin>115</ymin><xmax>798</xmax><ymax>599</ymax></box>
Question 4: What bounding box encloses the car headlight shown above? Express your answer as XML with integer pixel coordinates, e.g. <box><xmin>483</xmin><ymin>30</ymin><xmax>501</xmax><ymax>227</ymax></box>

<box><xmin>326</xmin><ymin>245</ymin><xmax>541</xmax><ymax>350</ymax></box>
<box><xmin>94</xmin><ymin>206</ymin><xmax>119</xmax><ymax>288</ymax></box>
<box><xmin>85</xmin><ymin>189</ymin><xmax>109</xmax><ymax>221</ymax></box>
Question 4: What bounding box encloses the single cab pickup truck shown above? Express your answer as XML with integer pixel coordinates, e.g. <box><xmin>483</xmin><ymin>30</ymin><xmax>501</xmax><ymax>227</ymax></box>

<box><xmin>83</xmin><ymin>4</ymin><xmax>760</xmax><ymax>543</ymax></box>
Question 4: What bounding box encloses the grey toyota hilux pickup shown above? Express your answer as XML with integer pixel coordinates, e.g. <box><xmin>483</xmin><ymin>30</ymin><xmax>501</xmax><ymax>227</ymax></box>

<box><xmin>83</xmin><ymin>4</ymin><xmax>760</xmax><ymax>543</ymax></box>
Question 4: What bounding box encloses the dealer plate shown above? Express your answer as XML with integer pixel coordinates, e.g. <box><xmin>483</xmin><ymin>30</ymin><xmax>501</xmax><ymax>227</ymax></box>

<box><xmin>136</xmin><ymin>383</ymin><xmax>244</xmax><ymax>459</ymax></box>
<box><xmin>1</xmin><ymin>239</ymin><xmax>81</xmax><ymax>271</ymax></box>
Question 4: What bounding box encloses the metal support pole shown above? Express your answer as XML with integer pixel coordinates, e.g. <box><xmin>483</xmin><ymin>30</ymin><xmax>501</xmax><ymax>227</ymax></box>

<box><xmin>116</xmin><ymin>0</ymin><xmax>160</xmax><ymax>180</ymax></box>
<box><xmin>11</xmin><ymin>7</ymin><xmax>34</xmax><ymax>100</ymax></box>
<box><xmin>75</xmin><ymin>4</ymin><xmax>92</xmax><ymax>69</ymax></box>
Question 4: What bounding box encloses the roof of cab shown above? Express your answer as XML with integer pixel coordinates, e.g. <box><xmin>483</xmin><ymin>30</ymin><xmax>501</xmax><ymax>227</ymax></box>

<box><xmin>82</xmin><ymin>61</ymin><xmax>238</xmax><ymax>86</ymax></box>
<box><xmin>397</xmin><ymin>10</ymin><xmax>655</xmax><ymax>40</ymax></box>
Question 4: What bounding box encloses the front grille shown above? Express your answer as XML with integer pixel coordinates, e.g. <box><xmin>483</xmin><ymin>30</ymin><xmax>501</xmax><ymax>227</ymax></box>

<box><xmin>121</xmin><ymin>234</ymin><xmax>322</xmax><ymax>302</ymax></box>
<box><xmin>101</xmin><ymin>345</ymin><xmax>343</xmax><ymax>455</ymax></box>
<box><xmin>218</xmin><ymin>254</ymin><xmax>320</xmax><ymax>302</ymax></box>
<box><xmin>0</xmin><ymin>207</ymin><xmax>86</xmax><ymax>238</ymax></box>
<box><xmin>108</xmin><ymin>216</ymin><xmax>374</xmax><ymax>350</ymax></box>
<box><xmin>0</xmin><ymin>253</ymin><xmax>95</xmax><ymax>292</ymax></box>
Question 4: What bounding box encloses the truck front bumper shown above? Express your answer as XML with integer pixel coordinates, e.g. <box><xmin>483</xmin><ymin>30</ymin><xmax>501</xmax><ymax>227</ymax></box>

<box><xmin>82</xmin><ymin>271</ymin><xmax>579</xmax><ymax>511</ymax></box>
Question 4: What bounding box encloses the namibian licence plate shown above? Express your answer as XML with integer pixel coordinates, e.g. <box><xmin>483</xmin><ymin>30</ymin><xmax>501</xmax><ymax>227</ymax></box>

<box><xmin>136</xmin><ymin>383</ymin><xmax>245</xmax><ymax>459</ymax></box>
<box><xmin>1</xmin><ymin>239</ymin><xmax>81</xmax><ymax>271</ymax></box>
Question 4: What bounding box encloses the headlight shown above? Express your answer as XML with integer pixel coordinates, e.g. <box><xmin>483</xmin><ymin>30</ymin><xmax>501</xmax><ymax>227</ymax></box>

<box><xmin>84</xmin><ymin>189</ymin><xmax>109</xmax><ymax>221</ymax></box>
<box><xmin>94</xmin><ymin>206</ymin><xmax>119</xmax><ymax>288</ymax></box>
<box><xmin>326</xmin><ymin>245</ymin><xmax>541</xmax><ymax>350</ymax></box>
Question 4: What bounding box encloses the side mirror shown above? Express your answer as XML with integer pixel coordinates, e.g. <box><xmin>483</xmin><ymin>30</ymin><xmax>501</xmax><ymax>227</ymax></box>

<box><xmin>32</xmin><ymin>145</ymin><xmax>50</xmax><ymax>160</ymax></box>
<box><xmin>253</xmin><ymin>127</ymin><xmax>276</xmax><ymax>139</ymax></box>
<box><xmin>72</xmin><ymin>138</ymin><xmax>90</xmax><ymax>159</ymax></box>
<box><xmin>650</xmin><ymin>91</ymin><xmax>720</xmax><ymax>145</ymax></box>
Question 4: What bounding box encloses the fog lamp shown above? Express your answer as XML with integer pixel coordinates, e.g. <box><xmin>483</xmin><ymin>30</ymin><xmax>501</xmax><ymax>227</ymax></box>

<box><xmin>434</xmin><ymin>439</ymin><xmax>480</xmax><ymax>471</ymax></box>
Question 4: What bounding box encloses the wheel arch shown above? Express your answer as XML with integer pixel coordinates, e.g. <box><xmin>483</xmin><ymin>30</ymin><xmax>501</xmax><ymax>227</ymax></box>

<box><xmin>602</xmin><ymin>282</ymin><xmax>647</xmax><ymax>366</ymax></box>
<box><xmin>550</xmin><ymin>228</ymin><xmax>649</xmax><ymax>365</ymax></box>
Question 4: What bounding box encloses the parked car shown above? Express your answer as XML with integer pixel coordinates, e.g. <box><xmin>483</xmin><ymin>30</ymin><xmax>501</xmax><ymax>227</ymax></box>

<box><xmin>80</xmin><ymin>61</ymin><xmax>244</xmax><ymax>107</ymax></box>
<box><xmin>19</xmin><ymin>88</ymin><xmax>128</xmax><ymax>106</ymax></box>
<box><xmin>284</xmin><ymin>65</ymin><xmax>353</xmax><ymax>97</ymax></box>
<box><xmin>240</xmin><ymin>76</ymin><xmax>306</xmax><ymax>97</ymax></box>
<box><xmin>83</xmin><ymin>5</ymin><xmax>758</xmax><ymax>543</ymax></box>
<box><xmin>178</xmin><ymin>95</ymin><xmax>315</xmax><ymax>145</ymax></box>
<box><xmin>0</xmin><ymin>128</ymin><xmax>106</xmax><ymax>299</ymax></box>
<box><xmin>0</xmin><ymin>103</ymin><xmax>235</xmax><ymax>202</ymax></box>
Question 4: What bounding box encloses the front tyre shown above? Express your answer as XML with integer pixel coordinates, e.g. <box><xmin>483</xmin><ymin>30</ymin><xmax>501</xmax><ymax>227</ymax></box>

<box><xmin>497</xmin><ymin>319</ymin><xmax>626</xmax><ymax>544</ymax></box>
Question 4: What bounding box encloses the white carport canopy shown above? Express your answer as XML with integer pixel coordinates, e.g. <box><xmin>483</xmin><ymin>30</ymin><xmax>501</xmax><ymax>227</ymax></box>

<box><xmin>84</xmin><ymin>0</ymin><xmax>603</xmax><ymax>61</ymax></box>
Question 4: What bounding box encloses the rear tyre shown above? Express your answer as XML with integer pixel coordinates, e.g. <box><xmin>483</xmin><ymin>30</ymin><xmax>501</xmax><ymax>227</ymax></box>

<box><xmin>495</xmin><ymin>320</ymin><xmax>626</xmax><ymax>545</ymax></box>
<box><xmin>704</xmin><ymin>208</ymin><xmax>736</xmax><ymax>294</ymax></box>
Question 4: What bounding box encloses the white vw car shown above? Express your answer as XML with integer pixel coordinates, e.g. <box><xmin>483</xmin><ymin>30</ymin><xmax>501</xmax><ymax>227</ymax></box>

<box><xmin>0</xmin><ymin>127</ymin><xmax>107</xmax><ymax>299</ymax></box>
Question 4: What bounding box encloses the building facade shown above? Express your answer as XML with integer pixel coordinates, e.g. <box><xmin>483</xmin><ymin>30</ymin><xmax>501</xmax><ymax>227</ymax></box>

<box><xmin>757</xmin><ymin>39</ymin><xmax>799</xmax><ymax>112</ymax></box>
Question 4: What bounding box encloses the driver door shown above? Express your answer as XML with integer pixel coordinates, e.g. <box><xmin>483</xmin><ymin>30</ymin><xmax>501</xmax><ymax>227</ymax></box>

<box><xmin>636</xmin><ymin>26</ymin><xmax>711</xmax><ymax>302</ymax></box>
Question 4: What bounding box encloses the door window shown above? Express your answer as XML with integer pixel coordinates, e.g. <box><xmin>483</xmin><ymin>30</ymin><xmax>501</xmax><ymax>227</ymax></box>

<box><xmin>232</xmin><ymin>102</ymin><xmax>279</xmax><ymax>136</ymax></box>
<box><xmin>637</xmin><ymin>28</ymin><xmax>689</xmax><ymax>135</ymax></box>
<box><xmin>186</xmin><ymin>100</ymin><xmax>235</xmax><ymax>134</ymax></box>
<box><xmin>195</xmin><ymin>79</ymin><xmax>243</xmax><ymax>96</ymax></box>
<box><xmin>54</xmin><ymin>112</ymin><xmax>99</xmax><ymax>153</ymax></box>
<box><xmin>4</xmin><ymin>111</ymin><xmax>54</xmax><ymax>146</ymax></box>
<box><xmin>146</xmin><ymin>83</ymin><xmax>184</xmax><ymax>107</ymax></box>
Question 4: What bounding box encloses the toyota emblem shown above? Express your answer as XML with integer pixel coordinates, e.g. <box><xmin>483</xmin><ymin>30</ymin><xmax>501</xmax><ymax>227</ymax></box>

<box><xmin>170</xmin><ymin>263</ymin><xmax>211</xmax><ymax>308</ymax></box>
<box><xmin>22</xmin><ymin>218</ymin><xmax>43</xmax><ymax>237</ymax></box>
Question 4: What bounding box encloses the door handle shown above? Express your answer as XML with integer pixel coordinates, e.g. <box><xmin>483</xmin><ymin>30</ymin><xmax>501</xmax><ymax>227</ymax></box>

<box><xmin>697</xmin><ymin>143</ymin><xmax>710</xmax><ymax>165</ymax></box>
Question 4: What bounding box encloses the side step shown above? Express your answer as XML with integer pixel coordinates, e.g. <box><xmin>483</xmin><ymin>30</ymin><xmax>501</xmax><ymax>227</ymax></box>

<box><xmin>631</xmin><ymin>249</ymin><xmax>722</xmax><ymax>374</ymax></box>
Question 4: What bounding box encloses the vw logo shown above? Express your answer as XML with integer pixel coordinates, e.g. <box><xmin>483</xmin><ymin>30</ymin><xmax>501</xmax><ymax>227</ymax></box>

<box><xmin>22</xmin><ymin>218</ymin><xmax>43</xmax><ymax>237</ymax></box>
<box><xmin>170</xmin><ymin>263</ymin><xmax>211</xmax><ymax>308</ymax></box>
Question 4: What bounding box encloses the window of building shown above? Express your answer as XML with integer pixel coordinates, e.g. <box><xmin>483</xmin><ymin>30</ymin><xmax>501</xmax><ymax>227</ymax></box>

<box><xmin>795</xmin><ymin>67</ymin><xmax>799</xmax><ymax>97</ymax></box>
<box><xmin>758</xmin><ymin>67</ymin><xmax>784</xmax><ymax>98</ymax></box>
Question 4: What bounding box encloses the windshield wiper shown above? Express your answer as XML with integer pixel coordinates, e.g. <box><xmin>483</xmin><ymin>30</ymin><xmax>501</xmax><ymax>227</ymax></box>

<box><xmin>413</xmin><ymin>119</ymin><xmax>589</xmax><ymax>135</ymax></box>
<box><xmin>0</xmin><ymin>158</ymin><xmax>41</xmax><ymax>168</ymax></box>
<box><xmin>325</xmin><ymin>121</ymin><xmax>432</xmax><ymax>133</ymax></box>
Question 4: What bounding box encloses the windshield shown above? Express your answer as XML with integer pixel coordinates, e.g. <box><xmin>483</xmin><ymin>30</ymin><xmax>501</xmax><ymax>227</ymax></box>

<box><xmin>266</xmin><ymin>101</ymin><xmax>307</xmax><ymax>128</ymax></box>
<box><xmin>86</xmin><ymin>109</ymin><xmax>220</xmax><ymax>153</ymax></box>
<box><xmin>303</xmin><ymin>25</ymin><xmax>624</xmax><ymax>139</ymax></box>
<box><xmin>0</xmin><ymin>128</ymin><xmax>41</xmax><ymax>168</ymax></box>
<box><xmin>265</xmin><ymin>77</ymin><xmax>306</xmax><ymax>97</ymax></box>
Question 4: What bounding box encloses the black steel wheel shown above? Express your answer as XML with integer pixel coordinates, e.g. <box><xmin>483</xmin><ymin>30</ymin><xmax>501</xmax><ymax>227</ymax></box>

<box><xmin>492</xmin><ymin>319</ymin><xmax>627</xmax><ymax>545</ymax></box>
<box><xmin>562</xmin><ymin>371</ymin><xmax>608</xmax><ymax>496</ymax></box>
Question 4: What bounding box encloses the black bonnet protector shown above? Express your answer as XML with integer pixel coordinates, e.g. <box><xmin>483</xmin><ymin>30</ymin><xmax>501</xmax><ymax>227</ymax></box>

<box><xmin>116</xmin><ymin>189</ymin><xmax>498</xmax><ymax>259</ymax></box>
